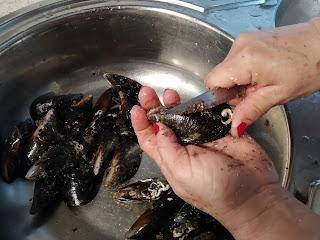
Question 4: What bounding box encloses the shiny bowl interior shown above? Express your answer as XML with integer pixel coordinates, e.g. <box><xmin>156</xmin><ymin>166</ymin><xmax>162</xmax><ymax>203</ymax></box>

<box><xmin>0</xmin><ymin>3</ymin><xmax>291</xmax><ymax>240</ymax></box>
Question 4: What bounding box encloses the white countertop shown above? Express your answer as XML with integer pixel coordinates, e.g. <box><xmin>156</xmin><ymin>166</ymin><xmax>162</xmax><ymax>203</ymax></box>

<box><xmin>0</xmin><ymin>0</ymin><xmax>42</xmax><ymax>18</ymax></box>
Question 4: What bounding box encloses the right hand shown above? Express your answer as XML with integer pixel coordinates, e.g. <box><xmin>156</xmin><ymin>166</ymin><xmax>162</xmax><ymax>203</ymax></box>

<box><xmin>205</xmin><ymin>18</ymin><xmax>320</xmax><ymax>136</ymax></box>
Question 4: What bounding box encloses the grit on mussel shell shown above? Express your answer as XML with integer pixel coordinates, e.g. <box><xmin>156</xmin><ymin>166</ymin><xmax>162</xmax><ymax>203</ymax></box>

<box><xmin>27</xmin><ymin>145</ymin><xmax>73</xmax><ymax>214</ymax></box>
<box><xmin>62</xmin><ymin>95</ymin><xmax>93</xmax><ymax>140</ymax></box>
<box><xmin>115</xmin><ymin>178</ymin><xmax>171</xmax><ymax>202</ymax></box>
<box><xmin>63</xmin><ymin>157</ymin><xmax>97</xmax><ymax>207</ymax></box>
<box><xmin>82</xmin><ymin>89</ymin><xmax>119</xmax><ymax>153</ymax></box>
<box><xmin>0</xmin><ymin>119</ymin><xmax>35</xmax><ymax>183</ymax></box>
<box><xmin>26</xmin><ymin>109</ymin><xmax>65</xmax><ymax>164</ymax></box>
<box><xmin>168</xmin><ymin>203</ymin><xmax>220</xmax><ymax>240</ymax></box>
<box><xmin>147</xmin><ymin>103</ymin><xmax>233</xmax><ymax>144</ymax></box>
<box><xmin>30</xmin><ymin>176</ymin><xmax>61</xmax><ymax>215</ymax></box>
<box><xmin>30</xmin><ymin>92</ymin><xmax>84</xmax><ymax>122</ymax></box>
<box><xmin>126</xmin><ymin>194</ymin><xmax>184</xmax><ymax>239</ymax></box>
<box><xmin>103</xmin><ymin>138</ymin><xmax>142</xmax><ymax>188</ymax></box>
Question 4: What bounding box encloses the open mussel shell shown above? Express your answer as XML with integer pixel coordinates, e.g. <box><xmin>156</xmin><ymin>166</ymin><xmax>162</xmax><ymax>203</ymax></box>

<box><xmin>147</xmin><ymin>103</ymin><xmax>233</xmax><ymax>144</ymax></box>
<box><xmin>30</xmin><ymin>92</ymin><xmax>84</xmax><ymax>122</ymax></box>
<box><xmin>104</xmin><ymin>138</ymin><xmax>142</xmax><ymax>188</ymax></box>
<box><xmin>115</xmin><ymin>178</ymin><xmax>171</xmax><ymax>202</ymax></box>
<box><xmin>0</xmin><ymin>119</ymin><xmax>35</xmax><ymax>183</ymax></box>
<box><xmin>126</xmin><ymin>194</ymin><xmax>184</xmax><ymax>239</ymax></box>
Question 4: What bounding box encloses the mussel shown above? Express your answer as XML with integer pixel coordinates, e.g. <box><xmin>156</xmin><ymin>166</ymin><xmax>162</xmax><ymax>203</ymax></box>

<box><xmin>62</xmin><ymin>95</ymin><xmax>93</xmax><ymax>139</ymax></box>
<box><xmin>30</xmin><ymin>92</ymin><xmax>84</xmax><ymax>122</ymax></box>
<box><xmin>63</xmin><ymin>155</ymin><xmax>97</xmax><ymax>207</ymax></box>
<box><xmin>26</xmin><ymin>109</ymin><xmax>65</xmax><ymax>164</ymax></box>
<box><xmin>27</xmin><ymin>145</ymin><xmax>72</xmax><ymax>214</ymax></box>
<box><xmin>0</xmin><ymin>119</ymin><xmax>35</xmax><ymax>183</ymax></box>
<box><xmin>126</xmin><ymin>194</ymin><xmax>184</xmax><ymax>239</ymax></box>
<box><xmin>147</xmin><ymin>103</ymin><xmax>233</xmax><ymax>144</ymax></box>
<box><xmin>104</xmin><ymin>138</ymin><xmax>142</xmax><ymax>188</ymax></box>
<box><xmin>82</xmin><ymin>88</ymin><xmax>118</xmax><ymax>153</ymax></box>
<box><xmin>104</xmin><ymin>73</ymin><xmax>142</xmax><ymax>131</ymax></box>
<box><xmin>115</xmin><ymin>178</ymin><xmax>171</xmax><ymax>202</ymax></box>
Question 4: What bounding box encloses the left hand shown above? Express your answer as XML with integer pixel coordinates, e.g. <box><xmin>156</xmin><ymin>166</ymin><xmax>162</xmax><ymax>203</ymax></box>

<box><xmin>130</xmin><ymin>86</ymin><xmax>279</xmax><ymax>225</ymax></box>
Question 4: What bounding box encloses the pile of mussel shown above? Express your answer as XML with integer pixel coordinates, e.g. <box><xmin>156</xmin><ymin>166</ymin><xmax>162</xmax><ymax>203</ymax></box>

<box><xmin>0</xmin><ymin>73</ymin><xmax>234</xmax><ymax>239</ymax></box>
<box><xmin>0</xmin><ymin>73</ymin><xmax>143</xmax><ymax>214</ymax></box>
<box><xmin>115</xmin><ymin>178</ymin><xmax>234</xmax><ymax>240</ymax></box>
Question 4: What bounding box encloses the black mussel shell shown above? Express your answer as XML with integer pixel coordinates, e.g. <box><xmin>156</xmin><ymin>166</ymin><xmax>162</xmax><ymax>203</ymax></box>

<box><xmin>30</xmin><ymin>176</ymin><xmax>61</xmax><ymax>215</ymax></box>
<box><xmin>169</xmin><ymin>204</ymin><xmax>217</xmax><ymax>239</ymax></box>
<box><xmin>103</xmin><ymin>73</ymin><xmax>141</xmax><ymax>120</ymax></box>
<box><xmin>62</xmin><ymin>95</ymin><xmax>93</xmax><ymax>139</ymax></box>
<box><xmin>30</xmin><ymin>92</ymin><xmax>84</xmax><ymax>122</ymax></box>
<box><xmin>25</xmin><ymin>142</ymin><xmax>76</xmax><ymax>181</ymax></box>
<box><xmin>147</xmin><ymin>103</ymin><xmax>233</xmax><ymax>144</ymax></box>
<box><xmin>115</xmin><ymin>178</ymin><xmax>171</xmax><ymax>202</ymax></box>
<box><xmin>0</xmin><ymin>119</ymin><xmax>35</xmax><ymax>183</ymax></box>
<box><xmin>26</xmin><ymin>110</ymin><xmax>65</xmax><ymax>164</ymax></box>
<box><xmin>115</xmin><ymin>116</ymin><xmax>137</xmax><ymax>140</ymax></box>
<box><xmin>93</xmin><ymin>88</ymin><xmax>117</xmax><ymax>118</ymax></box>
<box><xmin>154</xmin><ymin>203</ymin><xmax>234</xmax><ymax>240</ymax></box>
<box><xmin>63</xmin><ymin>157</ymin><xmax>96</xmax><ymax>207</ymax></box>
<box><xmin>28</xmin><ymin>144</ymin><xmax>72</xmax><ymax>214</ymax></box>
<box><xmin>104</xmin><ymin>138</ymin><xmax>142</xmax><ymax>188</ymax></box>
<box><xmin>82</xmin><ymin>107</ymin><xmax>119</xmax><ymax>156</ymax></box>
<box><xmin>92</xmin><ymin>131</ymin><xmax>119</xmax><ymax>176</ymax></box>
<box><xmin>126</xmin><ymin>194</ymin><xmax>184</xmax><ymax>239</ymax></box>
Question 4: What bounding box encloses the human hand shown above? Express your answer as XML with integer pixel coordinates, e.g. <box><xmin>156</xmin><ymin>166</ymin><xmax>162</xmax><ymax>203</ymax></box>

<box><xmin>205</xmin><ymin>18</ymin><xmax>320</xmax><ymax>136</ymax></box>
<box><xmin>130</xmin><ymin>86</ymin><xmax>279</xmax><ymax>227</ymax></box>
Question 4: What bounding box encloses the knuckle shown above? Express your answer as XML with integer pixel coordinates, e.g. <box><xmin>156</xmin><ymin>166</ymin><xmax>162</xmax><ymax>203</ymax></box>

<box><xmin>235</xmin><ymin>32</ymin><xmax>255</xmax><ymax>45</ymax></box>
<box><xmin>247</xmin><ymin>103</ymin><xmax>265</xmax><ymax>122</ymax></box>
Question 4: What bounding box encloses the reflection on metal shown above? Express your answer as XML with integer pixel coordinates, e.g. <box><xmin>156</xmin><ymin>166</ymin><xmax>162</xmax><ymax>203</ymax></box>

<box><xmin>307</xmin><ymin>180</ymin><xmax>320</xmax><ymax>215</ymax></box>
<box><xmin>153</xmin><ymin>0</ymin><xmax>278</xmax><ymax>13</ymax></box>
<box><xmin>153</xmin><ymin>0</ymin><xmax>205</xmax><ymax>12</ymax></box>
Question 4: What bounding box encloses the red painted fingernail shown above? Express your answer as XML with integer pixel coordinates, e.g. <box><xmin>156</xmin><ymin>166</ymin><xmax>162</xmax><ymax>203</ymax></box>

<box><xmin>237</xmin><ymin>122</ymin><xmax>247</xmax><ymax>137</ymax></box>
<box><xmin>153</xmin><ymin>124</ymin><xmax>160</xmax><ymax>135</ymax></box>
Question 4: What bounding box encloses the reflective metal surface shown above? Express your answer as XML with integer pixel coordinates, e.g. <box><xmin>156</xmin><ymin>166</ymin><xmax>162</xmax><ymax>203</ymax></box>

<box><xmin>276</xmin><ymin>0</ymin><xmax>320</xmax><ymax>201</ymax></box>
<box><xmin>0</xmin><ymin>1</ymin><xmax>291</xmax><ymax>239</ymax></box>
<box><xmin>307</xmin><ymin>180</ymin><xmax>320</xmax><ymax>215</ymax></box>
<box><xmin>276</xmin><ymin>0</ymin><xmax>320</xmax><ymax>26</ymax></box>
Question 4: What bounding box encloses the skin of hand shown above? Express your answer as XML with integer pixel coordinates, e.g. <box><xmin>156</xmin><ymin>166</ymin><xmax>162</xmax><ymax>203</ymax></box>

<box><xmin>205</xmin><ymin>18</ymin><xmax>320</xmax><ymax>137</ymax></box>
<box><xmin>130</xmin><ymin>86</ymin><xmax>320</xmax><ymax>240</ymax></box>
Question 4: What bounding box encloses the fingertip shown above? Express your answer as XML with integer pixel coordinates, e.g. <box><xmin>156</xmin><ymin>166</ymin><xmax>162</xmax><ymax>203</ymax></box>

<box><xmin>163</xmin><ymin>88</ymin><xmax>180</xmax><ymax>106</ymax></box>
<box><xmin>138</xmin><ymin>86</ymin><xmax>161</xmax><ymax>109</ymax></box>
<box><xmin>130</xmin><ymin>105</ymin><xmax>150</xmax><ymax>131</ymax></box>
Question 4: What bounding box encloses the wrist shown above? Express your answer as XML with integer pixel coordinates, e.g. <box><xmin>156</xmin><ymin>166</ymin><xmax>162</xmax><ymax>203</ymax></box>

<box><xmin>216</xmin><ymin>184</ymin><xmax>320</xmax><ymax>240</ymax></box>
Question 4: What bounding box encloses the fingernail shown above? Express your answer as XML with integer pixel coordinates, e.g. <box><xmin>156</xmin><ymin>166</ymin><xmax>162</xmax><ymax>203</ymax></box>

<box><xmin>153</xmin><ymin>124</ymin><xmax>160</xmax><ymax>135</ymax></box>
<box><xmin>237</xmin><ymin>122</ymin><xmax>247</xmax><ymax>137</ymax></box>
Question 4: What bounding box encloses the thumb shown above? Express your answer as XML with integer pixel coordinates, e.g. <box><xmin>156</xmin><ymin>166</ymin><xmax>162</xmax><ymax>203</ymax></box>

<box><xmin>231</xmin><ymin>86</ymin><xmax>281</xmax><ymax>137</ymax></box>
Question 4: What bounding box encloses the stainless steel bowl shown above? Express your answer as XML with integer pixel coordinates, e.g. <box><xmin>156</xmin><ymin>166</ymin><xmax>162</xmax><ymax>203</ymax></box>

<box><xmin>0</xmin><ymin>1</ymin><xmax>291</xmax><ymax>239</ymax></box>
